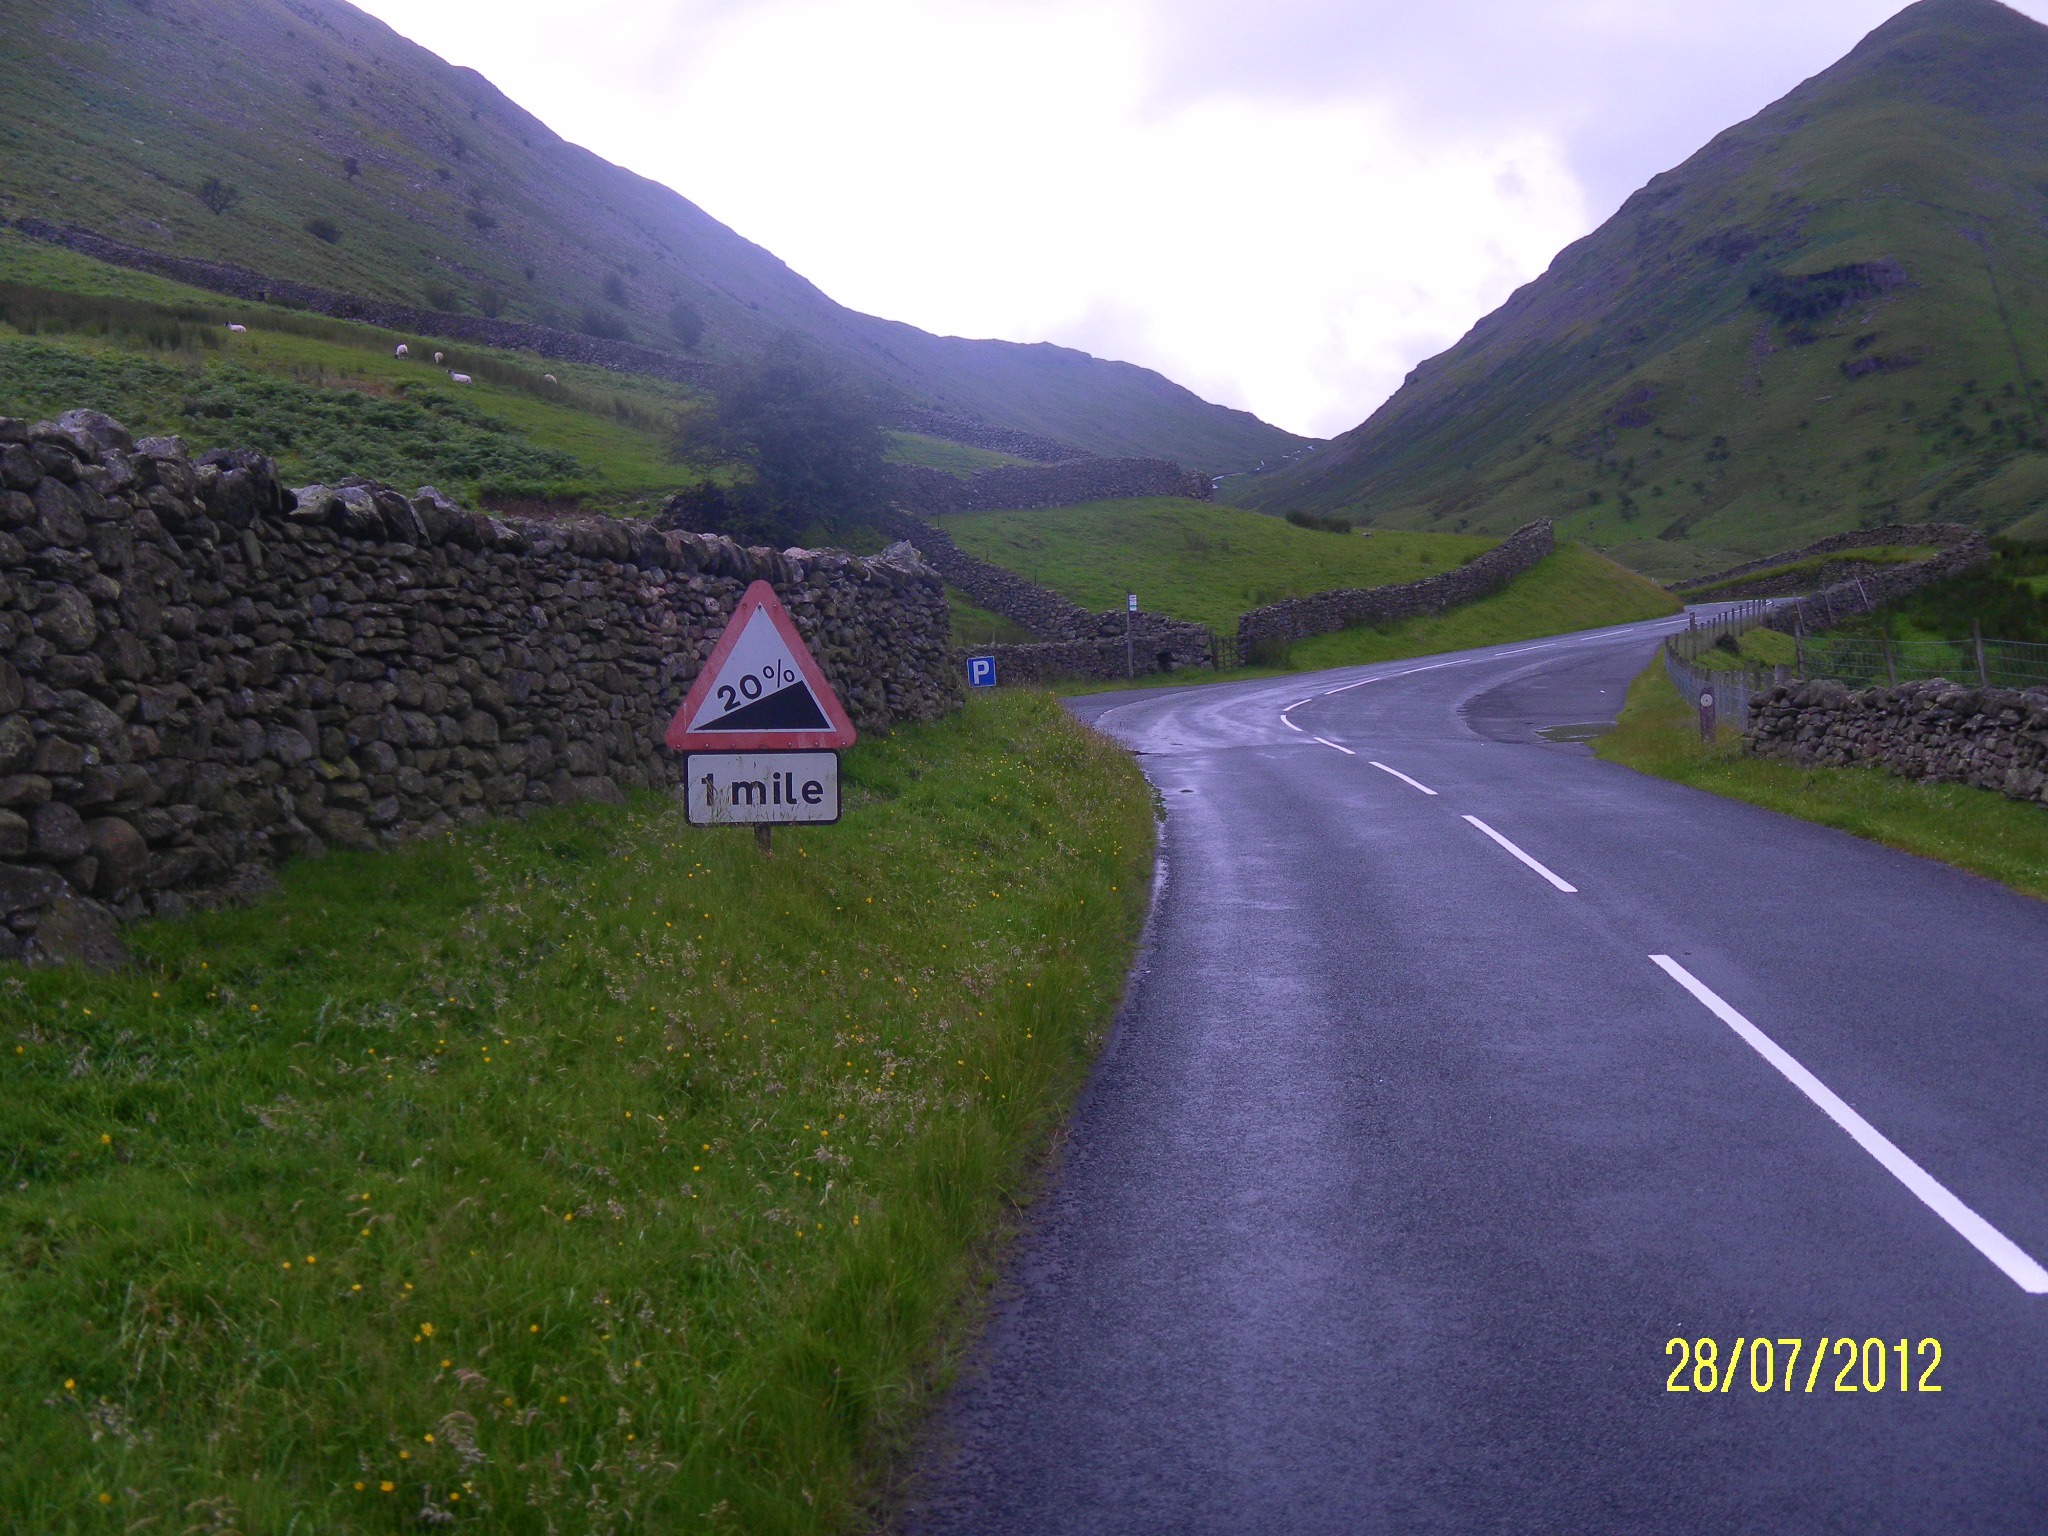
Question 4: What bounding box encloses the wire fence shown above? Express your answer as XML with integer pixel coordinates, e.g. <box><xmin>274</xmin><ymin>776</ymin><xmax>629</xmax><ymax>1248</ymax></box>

<box><xmin>1662</xmin><ymin>601</ymin><xmax>2048</xmax><ymax>736</ymax></box>
<box><xmin>1794</xmin><ymin>635</ymin><xmax>2048</xmax><ymax>691</ymax></box>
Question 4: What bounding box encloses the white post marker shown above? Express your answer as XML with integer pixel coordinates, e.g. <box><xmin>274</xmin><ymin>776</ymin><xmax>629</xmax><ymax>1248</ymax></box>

<box><xmin>666</xmin><ymin>581</ymin><xmax>857</xmax><ymax>835</ymax></box>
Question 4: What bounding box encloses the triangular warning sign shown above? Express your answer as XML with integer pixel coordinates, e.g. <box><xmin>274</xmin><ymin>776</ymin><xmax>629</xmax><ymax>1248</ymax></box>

<box><xmin>665</xmin><ymin>581</ymin><xmax>857</xmax><ymax>752</ymax></box>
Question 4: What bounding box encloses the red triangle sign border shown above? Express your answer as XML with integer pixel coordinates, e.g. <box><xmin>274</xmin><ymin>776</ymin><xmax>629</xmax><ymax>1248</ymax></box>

<box><xmin>665</xmin><ymin>580</ymin><xmax>858</xmax><ymax>752</ymax></box>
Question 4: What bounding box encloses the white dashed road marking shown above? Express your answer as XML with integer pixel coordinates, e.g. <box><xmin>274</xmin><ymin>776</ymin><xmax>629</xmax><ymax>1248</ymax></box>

<box><xmin>1369</xmin><ymin>761</ymin><xmax>1437</xmax><ymax>796</ymax></box>
<box><xmin>1462</xmin><ymin>815</ymin><xmax>1577</xmax><ymax>893</ymax></box>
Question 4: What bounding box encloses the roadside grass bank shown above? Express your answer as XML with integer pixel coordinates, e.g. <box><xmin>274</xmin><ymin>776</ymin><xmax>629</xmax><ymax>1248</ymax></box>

<box><xmin>0</xmin><ymin>692</ymin><xmax>1154</xmax><ymax>1534</ymax></box>
<box><xmin>1597</xmin><ymin>661</ymin><xmax>2048</xmax><ymax>901</ymax></box>
<box><xmin>1060</xmin><ymin>543</ymin><xmax>1679</xmax><ymax>694</ymax></box>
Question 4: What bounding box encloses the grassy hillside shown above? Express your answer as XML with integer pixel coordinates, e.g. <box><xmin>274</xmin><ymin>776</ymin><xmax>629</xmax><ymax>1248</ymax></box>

<box><xmin>1242</xmin><ymin>0</ymin><xmax>2048</xmax><ymax>577</ymax></box>
<box><xmin>0</xmin><ymin>692</ymin><xmax>1154</xmax><ymax>1535</ymax></box>
<box><xmin>937</xmin><ymin>497</ymin><xmax>1496</xmax><ymax>633</ymax></box>
<box><xmin>0</xmin><ymin>0</ymin><xmax>1305</xmax><ymax>472</ymax></box>
<box><xmin>0</xmin><ymin>231</ymin><xmax>701</xmax><ymax>510</ymax></box>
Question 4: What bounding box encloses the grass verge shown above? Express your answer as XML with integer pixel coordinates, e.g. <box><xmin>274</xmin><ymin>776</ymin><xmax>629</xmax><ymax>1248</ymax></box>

<box><xmin>0</xmin><ymin>691</ymin><xmax>1154</xmax><ymax>1534</ymax></box>
<box><xmin>1597</xmin><ymin>660</ymin><xmax>2048</xmax><ymax>900</ymax></box>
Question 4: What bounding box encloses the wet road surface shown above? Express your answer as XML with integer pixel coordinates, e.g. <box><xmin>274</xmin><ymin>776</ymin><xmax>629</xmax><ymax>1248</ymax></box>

<box><xmin>903</xmin><ymin>615</ymin><xmax>2048</xmax><ymax>1535</ymax></box>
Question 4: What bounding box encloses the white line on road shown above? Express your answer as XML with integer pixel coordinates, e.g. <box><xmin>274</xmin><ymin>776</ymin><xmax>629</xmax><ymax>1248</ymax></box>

<box><xmin>1461</xmin><ymin>815</ymin><xmax>1577</xmax><ymax>892</ymax></box>
<box><xmin>1280</xmin><ymin>716</ymin><xmax>1302</xmax><ymax>733</ymax></box>
<box><xmin>1650</xmin><ymin>955</ymin><xmax>2048</xmax><ymax>1295</ymax></box>
<box><xmin>1313</xmin><ymin>736</ymin><xmax>1355</xmax><ymax>755</ymax></box>
<box><xmin>1286</xmin><ymin>699</ymin><xmax>1314</xmax><ymax>711</ymax></box>
<box><xmin>1369</xmin><ymin>761</ymin><xmax>1438</xmax><ymax>795</ymax></box>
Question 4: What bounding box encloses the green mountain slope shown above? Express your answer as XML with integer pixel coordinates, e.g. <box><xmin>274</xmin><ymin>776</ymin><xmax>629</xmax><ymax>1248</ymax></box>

<box><xmin>0</xmin><ymin>0</ymin><xmax>1304</xmax><ymax>472</ymax></box>
<box><xmin>1240</xmin><ymin>0</ymin><xmax>2048</xmax><ymax>577</ymax></box>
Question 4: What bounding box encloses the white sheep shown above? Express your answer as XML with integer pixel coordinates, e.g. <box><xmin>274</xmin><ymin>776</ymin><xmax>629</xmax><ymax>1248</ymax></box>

<box><xmin>433</xmin><ymin>351</ymin><xmax>445</xmax><ymax>365</ymax></box>
<box><xmin>542</xmin><ymin>373</ymin><xmax>557</xmax><ymax>385</ymax></box>
<box><xmin>395</xmin><ymin>343</ymin><xmax>409</xmax><ymax>358</ymax></box>
<box><xmin>449</xmin><ymin>372</ymin><xmax>473</xmax><ymax>384</ymax></box>
<box><xmin>227</xmin><ymin>323</ymin><xmax>247</xmax><ymax>333</ymax></box>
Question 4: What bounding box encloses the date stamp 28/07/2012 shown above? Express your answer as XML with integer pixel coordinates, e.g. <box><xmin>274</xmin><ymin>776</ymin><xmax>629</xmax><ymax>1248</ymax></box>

<box><xmin>1666</xmin><ymin>1337</ymin><xmax>1943</xmax><ymax>1394</ymax></box>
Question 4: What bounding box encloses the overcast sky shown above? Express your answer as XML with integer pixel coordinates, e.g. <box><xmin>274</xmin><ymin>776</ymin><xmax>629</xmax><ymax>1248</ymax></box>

<box><xmin>350</xmin><ymin>0</ymin><xmax>2047</xmax><ymax>439</ymax></box>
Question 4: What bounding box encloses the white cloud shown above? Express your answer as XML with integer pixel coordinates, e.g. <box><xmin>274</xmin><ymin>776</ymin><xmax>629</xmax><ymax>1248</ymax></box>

<box><xmin>347</xmin><ymin>0</ymin><xmax>2048</xmax><ymax>438</ymax></box>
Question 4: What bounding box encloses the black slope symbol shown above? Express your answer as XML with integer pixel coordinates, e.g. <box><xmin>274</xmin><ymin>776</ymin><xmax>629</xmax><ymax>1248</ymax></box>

<box><xmin>703</xmin><ymin>680</ymin><xmax>832</xmax><ymax>732</ymax></box>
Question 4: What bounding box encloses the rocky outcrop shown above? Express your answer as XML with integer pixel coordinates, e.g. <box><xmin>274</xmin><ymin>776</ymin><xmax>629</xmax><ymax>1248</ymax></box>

<box><xmin>888</xmin><ymin>458</ymin><xmax>1213</xmax><ymax>515</ymax></box>
<box><xmin>1746</xmin><ymin>676</ymin><xmax>2048</xmax><ymax>806</ymax></box>
<box><xmin>0</xmin><ymin>410</ymin><xmax>957</xmax><ymax>966</ymax></box>
<box><xmin>1234</xmin><ymin>520</ymin><xmax>1555</xmax><ymax>659</ymax></box>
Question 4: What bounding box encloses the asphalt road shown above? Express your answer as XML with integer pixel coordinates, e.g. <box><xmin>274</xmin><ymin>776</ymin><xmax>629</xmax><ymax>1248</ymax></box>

<box><xmin>903</xmin><ymin>614</ymin><xmax>2048</xmax><ymax>1535</ymax></box>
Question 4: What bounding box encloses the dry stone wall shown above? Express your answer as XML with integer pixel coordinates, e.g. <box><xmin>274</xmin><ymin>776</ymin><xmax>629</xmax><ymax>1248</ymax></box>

<box><xmin>1747</xmin><ymin>677</ymin><xmax>2048</xmax><ymax>806</ymax></box>
<box><xmin>891</xmin><ymin>409</ymin><xmax>1081</xmax><ymax>464</ymax></box>
<box><xmin>885</xmin><ymin>514</ymin><xmax>1216</xmax><ymax>679</ymax></box>
<box><xmin>887</xmin><ymin>458</ymin><xmax>1213</xmax><ymax>515</ymax></box>
<box><xmin>1234</xmin><ymin>520</ymin><xmax>1555</xmax><ymax>659</ymax></box>
<box><xmin>1676</xmin><ymin>523</ymin><xmax>1986</xmax><ymax>602</ymax></box>
<box><xmin>1756</xmin><ymin>526</ymin><xmax>1991</xmax><ymax>634</ymax></box>
<box><xmin>0</xmin><ymin>409</ymin><xmax>957</xmax><ymax>966</ymax></box>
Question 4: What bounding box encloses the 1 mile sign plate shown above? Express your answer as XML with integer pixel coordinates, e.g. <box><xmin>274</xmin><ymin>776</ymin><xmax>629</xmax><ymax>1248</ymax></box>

<box><xmin>666</xmin><ymin>581</ymin><xmax>856</xmax><ymax>827</ymax></box>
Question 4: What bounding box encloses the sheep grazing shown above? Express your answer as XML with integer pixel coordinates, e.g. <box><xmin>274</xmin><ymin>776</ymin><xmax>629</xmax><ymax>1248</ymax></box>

<box><xmin>433</xmin><ymin>351</ymin><xmax>445</xmax><ymax>365</ymax></box>
<box><xmin>227</xmin><ymin>323</ymin><xmax>247</xmax><ymax>333</ymax></box>
<box><xmin>394</xmin><ymin>343</ymin><xmax>409</xmax><ymax>358</ymax></box>
<box><xmin>542</xmin><ymin>374</ymin><xmax>557</xmax><ymax>385</ymax></box>
<box><xmin>449</xmin><ymin>372</ymin><xmax>473</xmax><ymax>385</ymax></box>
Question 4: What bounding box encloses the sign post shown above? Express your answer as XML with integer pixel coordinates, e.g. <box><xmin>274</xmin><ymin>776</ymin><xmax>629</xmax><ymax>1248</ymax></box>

<box><xmin>1697</xmin><ymin>688</ymin><xmax>1716</xmax><ymax>743</ymax></box>
<box><xmin>665</xmin><ymin>581</ymin><xmax>857</xmax><ymax>853</ymax></box>
<box><xmin>1125</xmin><ymin>592</ymin><xmax>1137</xmax><ymax>680</ymax></box>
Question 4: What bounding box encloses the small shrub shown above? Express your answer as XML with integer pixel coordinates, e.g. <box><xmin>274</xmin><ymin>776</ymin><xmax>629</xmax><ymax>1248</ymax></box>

<box><xmin>303</xmin><ymin>217</ymin><xmax>342</xmax><ymax>245</ymax></box>
<box><xmin>421</xmin><ymin>280</ymin><xmax>464</xmax><ymax>312</ymax></box>
<box><xmin>602</xmin><ymin>272</ymin><xmax>630</xmax><ymax>308</ymax></box>
<box><xmin>196</xmin><ymin>177</ymin><xmax>241</xmax><ymax>216</ymax></box>
<box><xmin>465</xmin><ymin>207</ymin><xmax>499</xmax><ymax>232</ymax></box>
<box><xmin>476</xmin><ymin>286</ymin><xmax>505</xmax><ymax>319</ymax></box>
<box><xmin>668</xmin><ymin>299</ymin><xmax>705</xmax><ymax>349</ymax></box>
<box><xmin>1284</xmin><ymin>509</ymin><xmax>1352</xmax><ymax>534</ymax></box>
<box><xmin>579</xmin><ymin>305</ymin><xmax>630</xmax><ymax>342</ymax></box>
<box><xmin>340</xmin><ymin>155</ymin><xmax>360</xmax><ymax>180</ymax></box>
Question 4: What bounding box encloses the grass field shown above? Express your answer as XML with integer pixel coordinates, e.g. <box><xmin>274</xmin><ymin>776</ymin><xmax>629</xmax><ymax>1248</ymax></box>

<box><xmin>1597</xmin><ymin>661</ymin><xmax>2048</xmax><ymax>900</ymax></box>
<box><xmin>947</xmin><ymin>590</ymin><xmax>1038</xmax><ymax>648</ymax></box>
<box><xmin>938</xmin><ymin>498</ymin><xmax>1495</xmax><ymax>633</ymax></box>
<box><xmin>0</xmin><ymin>692</ymin><xmax>1154</xmax><ymax>1535</ymax></box>
<box><xmin>0</xmin><ymin>233</ymin><xmax>704</xmax><ymax>511</ymax></box>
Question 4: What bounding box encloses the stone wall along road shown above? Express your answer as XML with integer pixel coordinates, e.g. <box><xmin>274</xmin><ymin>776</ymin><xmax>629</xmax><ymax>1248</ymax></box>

<box><xmin>1746</xmin><ymin>676</ymin><xmax>2048</xmax><ymax>806</ymax></box>
<box><xmin>0</xmin><ymin>409</ymin><xmax>958</xmax><ymax>966</ymax></box>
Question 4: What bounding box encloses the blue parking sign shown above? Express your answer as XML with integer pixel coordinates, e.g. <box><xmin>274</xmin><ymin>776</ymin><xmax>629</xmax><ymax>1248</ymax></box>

<box><xmin>967</xmin><ymin>656</ymin><xmax>998</xmax><ymax>688</ymax></box>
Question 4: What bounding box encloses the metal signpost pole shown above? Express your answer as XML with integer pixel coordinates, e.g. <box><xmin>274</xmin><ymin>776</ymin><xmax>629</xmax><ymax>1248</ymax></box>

<box><xmin>1125</xmin><ymin>592</ymin><xmax>1136</xmax><ymax>680</ymax></box>
<box><xmin>1698</xmin><ymin>688</ymin><xmax>1716</xmax><ymax>743</ymax></box>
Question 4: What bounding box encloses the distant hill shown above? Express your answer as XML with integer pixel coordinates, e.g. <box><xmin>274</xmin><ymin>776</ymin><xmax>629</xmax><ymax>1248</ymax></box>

<box><xmin>0</xmin><ymin>0</ymin><xmax>1306</xmax><ymax>473</ymax></box>
<box><xmin>1240</xmin><ymin>0</ymin><xmax>2048</xmax><ymax>577</ymax></box>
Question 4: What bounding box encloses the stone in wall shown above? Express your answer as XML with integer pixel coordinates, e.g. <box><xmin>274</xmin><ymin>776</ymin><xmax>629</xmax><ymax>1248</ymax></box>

<box><xmin>1747</xmin><ymin>676</ymin><xmax>2048</xmax><ymax>806</ymax></box>
<box><xmin>0</xmin><ymin>409</ymin><xmax>959</xmax><ymax>967</ymax></box>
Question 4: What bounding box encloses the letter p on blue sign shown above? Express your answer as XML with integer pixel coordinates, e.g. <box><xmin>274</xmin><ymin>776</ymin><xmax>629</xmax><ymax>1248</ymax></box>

<box><xmin>967</xmin><ymin>656</ymin><xmax>997</xmax><ymax>689</ymax></box>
